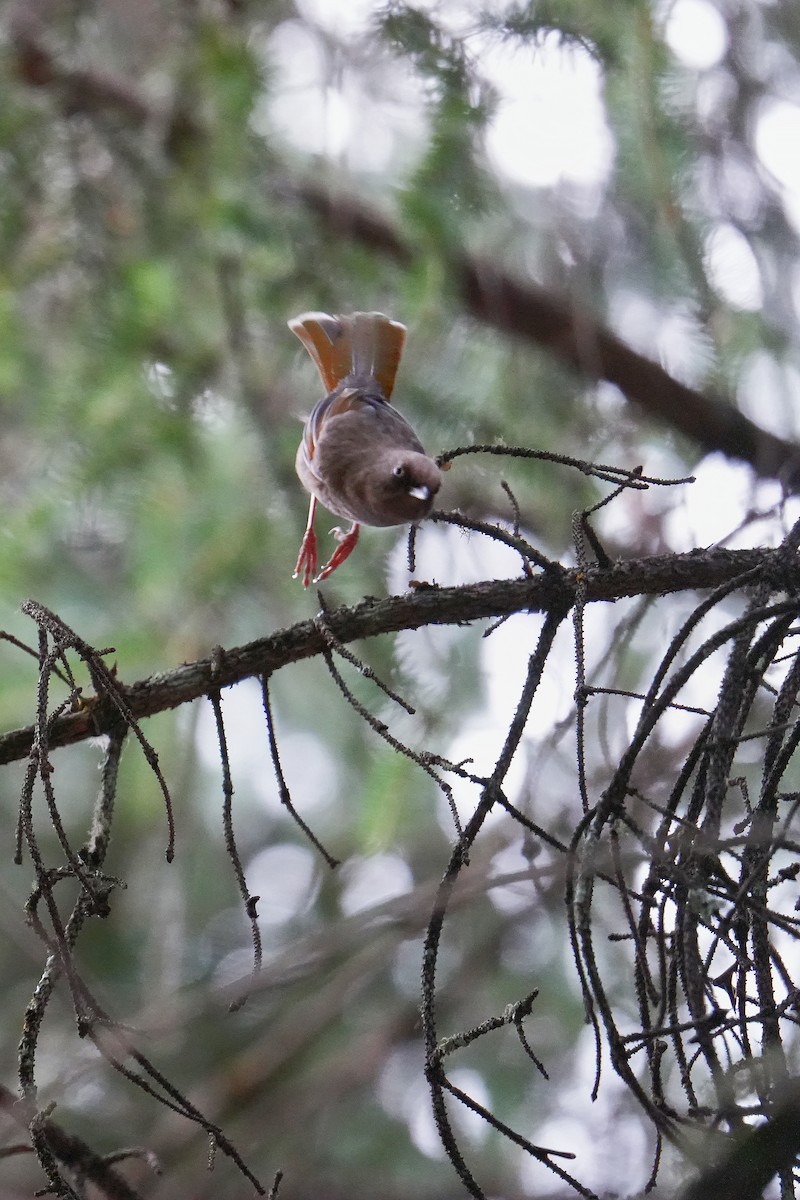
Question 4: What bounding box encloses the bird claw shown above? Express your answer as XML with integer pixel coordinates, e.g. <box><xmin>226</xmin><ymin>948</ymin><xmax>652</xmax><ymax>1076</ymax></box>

<box><xmin>293</xmin><ymin>527</ymin><xmax>318</xmax><ymax>588</ymax></box>
<box><xmin>295</xmin><ymin>522</ymin><xmax>360</xmax><ymax>586</ymax></box>
<box><xmin>314</xmin><ymin>524</ymin><xmax>360</xmax><ymax>582</ymax></box>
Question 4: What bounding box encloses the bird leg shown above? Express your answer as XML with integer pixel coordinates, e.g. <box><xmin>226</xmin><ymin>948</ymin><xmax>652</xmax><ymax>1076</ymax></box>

<box><xmin>293</xmin><ymin>496</ymin><xmax>319</xmax><ymax>587</ymax></box>
<box><xmin>315</xmin><ymin>522</ymin><xmax>360</xmax><ymax>582</ymax></box>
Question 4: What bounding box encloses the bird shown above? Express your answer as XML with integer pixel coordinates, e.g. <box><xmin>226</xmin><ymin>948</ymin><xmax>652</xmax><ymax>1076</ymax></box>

<box><xmin>289</xmin><ymin>311</ymin><xmax>442</xmax><ymax>586</ymax></box>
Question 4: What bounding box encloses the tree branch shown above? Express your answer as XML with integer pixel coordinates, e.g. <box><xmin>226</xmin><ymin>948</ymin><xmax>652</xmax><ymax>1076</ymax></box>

<box><xmin>0</xmin><ymin>545</ymin><xmax>792</xmax><ymax>764</ymax></box>
<box><xmin>11</xmin><ymin>11</ymin><xmax>153</xmax><ymax>124</ymax></box>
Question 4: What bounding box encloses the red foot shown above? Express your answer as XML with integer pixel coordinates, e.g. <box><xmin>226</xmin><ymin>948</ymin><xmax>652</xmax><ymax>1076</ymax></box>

<box><xmin>315</xmin><ymin>523</ymin><xmax>360</xmax><ymax>582</ymax></box>
<box><xmin>293</xmin><ymin>525</ymin><xmax>318</xmax><ymax>588</ymax></box>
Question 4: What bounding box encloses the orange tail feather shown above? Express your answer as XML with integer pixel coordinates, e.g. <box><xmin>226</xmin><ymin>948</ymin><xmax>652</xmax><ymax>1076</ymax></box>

<box><xmin>288</xmin><ymin>311</ymin><xmax>407</xmax><ymax>399</ymax></box>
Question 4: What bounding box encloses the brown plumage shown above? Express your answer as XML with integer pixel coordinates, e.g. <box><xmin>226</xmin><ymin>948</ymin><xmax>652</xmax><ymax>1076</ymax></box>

<box><xmin>290</xmin><ymin>311</ymin><xmax>441</xmax><ymax>586</ymax></box>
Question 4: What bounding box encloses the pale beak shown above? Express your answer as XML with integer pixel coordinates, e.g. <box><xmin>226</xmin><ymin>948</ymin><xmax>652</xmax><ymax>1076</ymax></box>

<box><xmin>408</xmin><ymin>484</ymin><xmax>431</xmax><ymax>501</ymax></box>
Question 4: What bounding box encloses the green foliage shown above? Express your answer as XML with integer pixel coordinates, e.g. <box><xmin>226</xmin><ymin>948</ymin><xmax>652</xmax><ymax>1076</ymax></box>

<box><xmin>0</xmin><ymin>1</ymin><xmax>798</xmax><ymax>1197</ymax></box>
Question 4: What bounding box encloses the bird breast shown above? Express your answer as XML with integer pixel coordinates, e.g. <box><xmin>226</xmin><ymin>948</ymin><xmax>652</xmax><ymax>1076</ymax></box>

<box><xmin>299</xmin><ymin>399</ymin><xmax>441</xmax><ymax>527</ymax></box>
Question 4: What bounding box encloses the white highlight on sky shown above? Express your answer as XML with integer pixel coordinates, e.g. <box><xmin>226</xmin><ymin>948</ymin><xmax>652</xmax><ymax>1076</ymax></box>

<box><xmin>262</xmin><ymin>9</ymin><xmax>615</xmax><ymax>191</ymax></box>
<box><xmin>263</xmin><ymin>21</ymin><xmax>352</xmax><ymax>159</ymax></box>
<box><xmin>704</xmin><ymin>221</ymin><xmax>763</xmax><ymax>311</ymax></box>
<box><xmin>664</xmin><ymin>0</ymin><xmax>729</xmax><ymax>70</ymax></box>
<box><xmin>378</xmin><ymin>1047</ymin><xmax>490</xmax><ymax>1159</ymax></box>
<box><xmin>378</xmin><ymin>1047</ymin><xmax>445</xmax><ymax>1159</ymax></box>
<box><xmin>260</xmin><ymin>17</ymin><xmax>416</xmax><ymax>173</ymax></box>
<box><xmin>608</xmin><ymin>292</ymin><xmax>712</xmax><ymax>387</ymax></box>
<box><xmin>663</xmin><ymin>453</ymin><xmax>787</xmax><ymax>550</ymax></box>
<box><xmin>245</xmin><ymin>843</ymin><xmax>319</xmax><ymax>926</ymax></box>
<box><xmin>388</xmin><ymin>526</ymin><xmax>573</xmax><ymax>837</ymax></box>
<box><xmin>294</xmin><ymin>0</ymin><xmax>376</xmax><ymax>37</ymax></box>
<box><xmin>338</xmin><ymin>852</ymin><xmax>413</xmax><ymax>916</ymax></box>
<box><xmin>481</xmin><ymin>35</ymin><xmax>614</xmax><ymax>189</ymax></box>
<box><xmin>263</xmin><ymin>0</ymin><xmax>800</xmax><ymax>257</ymax></box>
<box><xmin>756</xmin><ymin>99</ymin><xmax>800</xmax><ymax>191</ymax></box>
<box><xmin>516</xmin><ymin>1026</ymin><xmax>653</xmax><ymax>1194</ymax></box>
<box><xmin>193</xmin><ymin>682</ymin><xmax>340</xmax><ymax>818</ymax></box>
<box><xmin>738</xmin><ymin>350</ymin><xmax>800</xmax><ymax>439</ymax></box>
<box><xmin>756</xmin><ymin>98</ymin><xmax>800</xmax><ymax>232</ymax></box>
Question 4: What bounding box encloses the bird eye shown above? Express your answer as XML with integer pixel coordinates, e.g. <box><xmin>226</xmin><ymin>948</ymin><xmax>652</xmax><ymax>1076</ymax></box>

<box><xmin>392</xmin><ymin>464</ymin><xmax>407</xmax><ymax>480</ymax></box>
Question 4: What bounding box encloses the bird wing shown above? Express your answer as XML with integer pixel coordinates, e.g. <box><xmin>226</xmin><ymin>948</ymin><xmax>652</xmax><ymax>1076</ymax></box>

<box><xmin>300</xmin><ymin>385</ymin><xmax>425</xmax><ymax>472</ymax></box>
<box><xmin>300</xmin><ymin>387</ymin><xmax>366</xmax><ymax>463</ymax></box>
